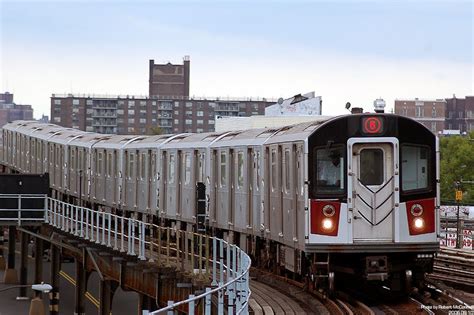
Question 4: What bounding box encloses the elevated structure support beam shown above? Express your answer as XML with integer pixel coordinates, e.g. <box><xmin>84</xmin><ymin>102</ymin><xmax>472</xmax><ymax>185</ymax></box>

<box><xmin>4</xmin><ymin>226</ymin><xmax>18</xmax><ymax>284</ymax></box>
<box><xmin>18</xmin><ymin>231</ymin><xmax>29</xmax><ymax>298</ymax></box>
<box><xmin>74</xmin><ymin>259</ymin><xmax>86</xmax><ymax>315</ymax></box>
<box><xmin>49</xmin><ymin>245</ymin><xmax>60</xmax><ymax>315</ymax></box>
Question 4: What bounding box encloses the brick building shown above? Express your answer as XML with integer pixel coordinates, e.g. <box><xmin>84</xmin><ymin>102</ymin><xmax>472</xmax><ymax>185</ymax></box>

<box><xmin>394</xmin><ymin>98</ymin><xmax>446</xmax><ymax>133</ymax></box>
<box><xmin>445</xmin><ymin>96</ymin><xmax>474</xmax><ymax>133</ymax></box>
<box><xmin>149</xmin><ymin>57</ymin><xmax>190</xmax><ymax>98</ymax></box>
<box><xmin>51</xmin><ymin>57</ymin><xmax>275</xmax><ymax>135</ymax></box>
<box><xmin>50</xmin><ymin>94</ymin><xmax>272</xmax><ymax>134</ymax></box>
<box><xmin>0</xmin><ymin>92</ymin><xmax>34</xmax><ymax>128</ymax></box>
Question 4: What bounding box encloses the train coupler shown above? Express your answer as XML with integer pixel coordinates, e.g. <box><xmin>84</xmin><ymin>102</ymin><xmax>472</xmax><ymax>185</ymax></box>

<box><xmin>365</xmin><ymin>255</ymin><xmax>388</xmax><ymax>281</ymax></box>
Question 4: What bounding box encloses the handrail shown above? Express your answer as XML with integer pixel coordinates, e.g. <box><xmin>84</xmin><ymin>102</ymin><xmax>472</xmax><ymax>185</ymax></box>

<box><xmin>42</xmin><ymin>197</ymin><xmax>251</xmax><ymax>314</ymax></box>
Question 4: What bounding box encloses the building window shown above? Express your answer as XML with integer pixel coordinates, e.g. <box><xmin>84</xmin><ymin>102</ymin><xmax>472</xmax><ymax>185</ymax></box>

<box><xmin>174</xmin><ymin>119</ymin><xmax>179</xmax><ymax>124</ymax></box>
<box><xmin>127</xmin><ymin>127</ymin><xmax>135</xmax><ymax>133</ymax></box>
<box><xmin>73</xmin><ymin>108</ymin><xmax>79</xmax><ymax>113</ymax></box>
<box><xmin>209</xmin><ymin>120</ymin><xmax>214</xmax><ymax>124</ymax></box>
<box><xmin>128</xmin><ymin>109</ymin><xmax>135</xmax><ymax>116</ymax></box>
<box><xmin>128</xmin><ymin>101</ymin><xmax>135</xmax><ymax>108</ymax></box>
<box><xmin>432</xmin><ymin>107</ymin><xmax>437</xmax><ymax>117</ymax></box>
<box><xmin>139</xmin><ymin>118</ymin><xmax>146</xmax><ymax>124</ymax></box>
<box><xmin>197</xmin><ymin>120</ymin><xmax>203</xmax><ymax>125</ymax></box>
<box><xmin>197</xmin><ymin>128</ymin><xmax>203</xmax><ymax>133</ymax></box>
<box><xmin>185</xmin><ymin>110</ymin><xmax>192</xmax><ymax>115</ymax></box>
<box><xmin>140</xmin><ymin>101</ymin><xmax>146</xmax><ymax>106</ymax></box>
<box><xmin>117</xmin><ymin>109</ymin><xmax>124</xmax><ymax>115</ymax></box>
<box><xmin>415</xmin><ymin>107</ymin><xmax>424</xmax><ymax>118</ymax></box>
<box><xmin>86</xmin><ymin>100</ymin><xmax>93</xmax><ymax>105</ymax></box>
<box><xmin>54</xmin><ymin>100</ymin><xmax>61</xmax><ymax>105</ymax></box>
<box><xmin>186</xmin><ymin>102</ymin><xmax>193</xmax><ymax>108</ymax></box>
<box><xmin>128</xmin><ymin>118</ymin><xmax>134</xmax><ymax>124</ymax></box>
<box><xmin>73</xmin><ymin>99</ymin><xmax>80</xmax><ymax>105</ymax></box>
<box><xmin>197</xmin><ymin>111</ymin><xmax>204</xmax><ymax>117</ymax></box>
<box><xmin>185</xmin><ymin>119</ymin><xmax>192</xmax><ymax>125</ymax></box>
<box><xmin>53</xmin><ymin>117</ymin><xmax>61</xmax><ymax>123</ymax></box>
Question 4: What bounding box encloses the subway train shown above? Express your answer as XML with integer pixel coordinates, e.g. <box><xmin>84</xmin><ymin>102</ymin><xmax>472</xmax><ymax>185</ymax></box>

<box><xmin>1</xmin><ymin>112</ymin><xmax>440</xmax><ymax>293</ymax></box>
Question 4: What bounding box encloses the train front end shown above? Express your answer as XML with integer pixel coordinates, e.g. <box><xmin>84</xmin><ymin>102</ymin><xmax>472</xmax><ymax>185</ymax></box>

<box><xmin>306</xmin><ymin>113</ymin><xmax>439</xmax><ymax>291</ymax></box>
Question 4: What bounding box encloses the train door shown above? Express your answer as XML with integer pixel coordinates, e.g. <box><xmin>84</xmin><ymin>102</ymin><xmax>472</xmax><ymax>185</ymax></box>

<box><xmin>161</xmin><ymin>151</ymin><xmax>168</xmax><ymax>218</ymax></box>
<box><xmin>212</xmin><ymin>149</ymin><xmax>218</xmax><ymax>225</ymax></box>
<box><xmin>229</xmin><ymin>149</ymin><xmax>235</xmax><ymax>228</ymax></box>
<box><xmin>176</xmin><ymin>150</ymin><xmax>182</xmax><ymax>217</ymax></box>
<box><xmin>349</xmin><ymin>139</ymin><xmax>399</xmax><ymax>242</ymax></box>
<box><xmin>247</xmin><ymin>148</ymin><xmax>253</xmax><ymax>230</ymax></box>
<box><xmin>269</xmin><ymin>145</ymin><xmax>283</xmax><ymax>240</ymax></box>
<box><xmin>282</xmin><ymin>145</ymin><xmax>294</xmax><ymax>246</ymax></box>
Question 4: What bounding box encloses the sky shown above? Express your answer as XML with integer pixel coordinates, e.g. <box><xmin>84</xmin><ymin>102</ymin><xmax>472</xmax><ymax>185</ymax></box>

<box><xmin>1</xmin><ymin>0</ymin><xmax>473</xmax><ymax>118</ymax></box>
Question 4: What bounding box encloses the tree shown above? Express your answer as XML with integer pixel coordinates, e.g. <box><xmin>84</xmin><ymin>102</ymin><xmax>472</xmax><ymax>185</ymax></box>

<box><xmin>148</xmin><ymin>126</ymin><xmax>163</xmax><ymax>135</ymax></box>
<box><xmin>440</xmin><ymin>132</ymin><xmax>474</xmax><ymax>204</ymax></box>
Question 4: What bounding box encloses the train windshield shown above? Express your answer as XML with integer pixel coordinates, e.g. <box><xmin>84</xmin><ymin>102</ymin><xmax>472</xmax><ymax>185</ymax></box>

<box><xmin>315</xmin><ymin>146</ymin><xmax>345</xmax><ymax>194</ymax></box>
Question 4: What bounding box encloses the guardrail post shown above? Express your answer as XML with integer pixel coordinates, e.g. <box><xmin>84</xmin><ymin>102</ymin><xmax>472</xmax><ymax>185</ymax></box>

<box><xmin>17</xmin><ymin>194</ymin><xmax>22</xmax><ymax>226</ymax></box>
<box><xmin>205</xmin><ymin>288</ymin><xmax>211</xmax><ymax>314</ymax></box>
<box><xmin>96</xmin><ymin>210</ymin><xmax>100</xmax><ymax>244</ymax></box>
<box><xmin>74</xmin><ymin>205</ymin><xmax>79</xmax><ymax>236</ymax></box>
<box><xmin>90</xmin><ymin>208</ymin><xmax>94</xmax><ymax>242</ymax></box>
<box><xmin>113</xmin><ymin>215</ymin><xmax>118</xmax><ymax>250</ymax></box>
<box><xmin>212</xmin><ymin>237</ymin><xmax>217</xmax><ymax>286</ymax></box>
<box><xmin>218</xmin><ymin>288</ymin><xmax>224</xmax><ymax>314</ymax></box>
<box><xmin>101</xmin><ymin>211</ymin><xmax>106</xmax><ymax>245</ymax></box>
<box><xmin>80</xmin><ymin>206</ymin><xmax>84</xmax><ymax>238</ymax></box>
<box><xmin>107</xmin><ymin>213</ymin><xmax>112</xmax><ymax>247</ymax></box>
<box><xmin>138</xmin><ymin>221</ymin><xmax>145</xmax><ymax>260</ymax></box>
<box><xmin>44</xmin><ymin>196</ymin><xmax>49</xmax><ymax>223</ymax></box>
<box><xmin>188</xmin><ymin>295</ymin><xmax>195</xmax><ymax>314</ymax></box>
<box><xmin>167</xmin><ymin>301</ymin><xmax>174</xmax><ymax>315</ymax></box>
<box><xmin>120</xmin><ymin>217</ymin><xmax>125</xmax><ymax>252</ymax></box>
<box><xmin>219</xmin><ymin>240</ymin><xmax>224</xmax><ymax>284</ymax></box>
<box><xmin>85</xmin><ymin>208</ymin><xmax>90</xmax><ymax>240</ymax></box>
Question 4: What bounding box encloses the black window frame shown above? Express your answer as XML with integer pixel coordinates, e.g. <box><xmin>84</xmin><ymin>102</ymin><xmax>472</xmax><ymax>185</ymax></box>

<box><xmin>400</xmin><ymin>143</ymin><xmax>432</xmax><ymax>195</ymax></box>
<box><xmin>313</xmin><ymin>144</ymin><xmax>346</xmax><ymax>197</ymax></box>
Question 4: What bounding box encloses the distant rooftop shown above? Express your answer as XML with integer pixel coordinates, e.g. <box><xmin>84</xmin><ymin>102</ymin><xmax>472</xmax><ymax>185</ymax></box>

<box><xmin>51</xmin><ymin>93</ymin><xmax>277</xmax><ymax>103</ymax></box>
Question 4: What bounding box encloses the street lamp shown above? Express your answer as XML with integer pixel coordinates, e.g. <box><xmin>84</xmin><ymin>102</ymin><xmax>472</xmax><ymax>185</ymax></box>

<box><xmin>0</xmin><ymin>282</ymin><xmax>52</xmax><ymax>293</ymax></box>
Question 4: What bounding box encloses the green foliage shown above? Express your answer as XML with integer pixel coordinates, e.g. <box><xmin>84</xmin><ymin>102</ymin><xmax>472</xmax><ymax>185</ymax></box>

<box><xmin>148</xmin><ymin>126</ymin><xmax>163</xmax><ymax>135</ymax></box>
<box><xmin>440</xmin><ymin>132</ymin><xmax>474</xmax><ymax>204</ymax></box>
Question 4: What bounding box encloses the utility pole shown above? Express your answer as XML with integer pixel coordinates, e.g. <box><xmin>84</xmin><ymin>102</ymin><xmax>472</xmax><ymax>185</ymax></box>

<box><xmin>455</xmin><ymin>181</ymin><xmax>463</xmax><ymax>249</ymax></box>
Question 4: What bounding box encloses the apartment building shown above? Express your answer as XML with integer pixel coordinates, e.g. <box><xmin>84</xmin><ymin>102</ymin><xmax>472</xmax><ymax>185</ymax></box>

<box><xmin>445</xmin><ymin>96</ymin><xmax>474</xmax><ymax>133</ymax></box>
<box><xmin>50</xmin><ymin>94</ymin><xmax>272</xmax><ymax>134</ymax></box>
<box><xmin>394</xmin><ymin>98</ymin><xmax>446</xmax><ymax>133</ymax></box>
<box><xmin>0</xmin><ymin>92</ymin><xmax>34</xmax><ymax>128</ymax></box>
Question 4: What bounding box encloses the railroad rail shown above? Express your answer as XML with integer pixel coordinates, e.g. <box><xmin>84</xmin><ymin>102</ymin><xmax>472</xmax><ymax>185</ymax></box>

<box><xmin>428</xmin><ymin>247</ymin><xmax>474</xmax><ymax>287</ymax></box>
<box><xmin>34</xmin><ymin>195</ymin><xmax>252</xmax><ymax>313</ymax></box>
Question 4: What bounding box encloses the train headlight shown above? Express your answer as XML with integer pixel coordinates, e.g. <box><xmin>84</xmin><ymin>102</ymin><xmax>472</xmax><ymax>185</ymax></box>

<box><xmin>322</xmin><ymin>218</ymin><xmax>333</xmax><ymax>230</ymax></box>
<box><xmin>414</xmin><ymin>218</ymin><xmax>424</xmax><ymax>229</ymax></box>
<box><xmin>322</xmin><ymin>205</ymin><xmax>336</xmax><ymax>217</ymax></box>
<box><xmin>410</xmin><ymin>204</ymin><xmax>423</xmax><ymax>217</ymax></box>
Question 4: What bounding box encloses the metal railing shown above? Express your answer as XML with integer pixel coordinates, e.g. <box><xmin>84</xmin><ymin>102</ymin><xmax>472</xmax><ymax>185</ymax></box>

<box><xmin>44</xmin><ymin>197</ymin><xmax>251</xmax><ymax>314</ymax></box>
<box><xmin>0</xmin><ymin>193</ymin><xmax>47</xmax><ymax>225</ymax></box>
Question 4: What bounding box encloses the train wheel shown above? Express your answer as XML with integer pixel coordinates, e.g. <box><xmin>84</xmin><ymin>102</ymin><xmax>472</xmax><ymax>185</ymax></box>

<box><xmin>328</xmin><ymin>272</ymin><xmax>335</xmax><ymax>296</ymax></box>
<box><xmin>404</xmin><ymin>269</ymin><xmax>413</xmax><ymax>294</ymax></box>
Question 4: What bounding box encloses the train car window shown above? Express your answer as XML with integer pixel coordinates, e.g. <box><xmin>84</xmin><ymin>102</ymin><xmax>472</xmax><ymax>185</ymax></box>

<box><xmin>220</xmin><ymin>152</ymin><xmax>227</xmax><ymax>187</ymax></box>
<box><xmin>198</xmin><ymin>153</ymin><xmax>205</xmax><ymax>182</ymax></box>
<box><xmin>401</xmin><ymin>145</ymin><xmax>429</xmax><ymax>191</ymax></box>
<box><xmin>271</xmin><ymin>149</ymin><xmax>277</xmax><ymax>191</ymax></box>
<box><xmin>256</xmin><ymin>151</ymin><xmax>261</xmax><ymax>192</ymax></box>
<box><xmin>284</xmin><ymin>149</ymin><xmax>290</xmax><ymax>192</ymax></box>
<box><xmin>185</xmin><ymin>153</ymin><xmax>191</xmax><ymax>185</ymax></box>
<box><xmin>168</xmin><ymin>154</ymin><xmax>175</xmax><ymax>184</ymax></box>
<box><xmin>71</xmin><ymin>149</ymin><xmax>76</xmax><ymax>170</ymax></box>
<box><xmin>360</xmin><ymin>149</ymin><xmax>384</xmax><ymax>185</ymax></box>
<box><xmin>315</xmin><ymin>146</ymin><xmax>344</xmax><ymax>194</ymax></box>
<box><xmin>151</xmin><ymin>152</ymin><xmax>156</xmax><ymax>179</ymax></box>
<box><xmin>237</xmin><ymin>151</ymin><xmax>244</xmax><ymax>189</ymax></box>
<box><xmin>98</xmin><ymin>151</ymin><xmax>103</xmax><ymax>175</ymax></box>
<box><xmin>128</xmin><ymin>153</ymin><xmax>135</xmax><ymax>178</ymax></box>
<box><xmin>107</xmin><ymin>152</ymin><xmax>112</xmax><ymax>177</ymax></box>
<box><xmin>141</xmin><ymin>153</ymin><xmax>146</xmax><ymax>179</ymax></box>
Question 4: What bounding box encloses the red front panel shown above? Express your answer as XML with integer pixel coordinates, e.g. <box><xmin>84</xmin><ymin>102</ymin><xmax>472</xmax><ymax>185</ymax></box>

<box><xmin>406</xmin><ymin>198</ymin><xmax>435</xmax><ymax>235</ymax></box>
<box><xmin>310</xmin><ymin>200</ymin><xmax>341</xmax><ymax>236</ymax></box>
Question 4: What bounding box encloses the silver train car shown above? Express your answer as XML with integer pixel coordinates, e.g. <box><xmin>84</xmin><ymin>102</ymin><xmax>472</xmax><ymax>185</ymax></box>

<box><xmin>1</xmin><ymin>113</ymin><xmax>440</xmax><ymax>292</ymax></box>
